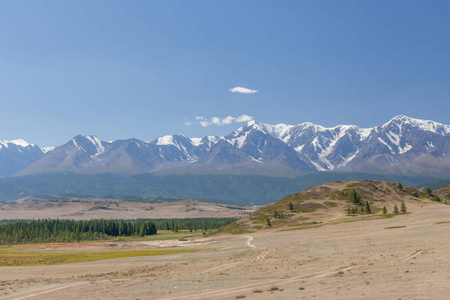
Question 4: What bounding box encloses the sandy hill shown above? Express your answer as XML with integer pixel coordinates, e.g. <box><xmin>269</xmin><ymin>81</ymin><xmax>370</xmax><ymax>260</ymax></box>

<box><xmin>224</xmin><ymin>180</ymin><xmax>448</xmax><ymax>233</ymax></box>
<box><xmin>0</xmin><ymin>197</ymin><xmax>255</xmax><ymax>220</ymax></box>
<box><xmin>434</xmin><ymin>185</ymin><xmax>450</xmax><ymax>201</ymax></box>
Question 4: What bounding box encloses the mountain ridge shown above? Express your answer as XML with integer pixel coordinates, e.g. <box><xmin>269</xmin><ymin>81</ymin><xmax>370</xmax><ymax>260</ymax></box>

<box><xmin>1</xmin><ymin>115</ymin><xmax>450</xmax><ymax>177</ymax></box>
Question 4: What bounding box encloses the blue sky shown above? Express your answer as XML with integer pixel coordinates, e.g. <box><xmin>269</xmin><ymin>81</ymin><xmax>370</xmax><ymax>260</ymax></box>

<box><xmin>1</xmin><ymin>1</ymin><xmax>449</xmax><ymax>147</ymax></box>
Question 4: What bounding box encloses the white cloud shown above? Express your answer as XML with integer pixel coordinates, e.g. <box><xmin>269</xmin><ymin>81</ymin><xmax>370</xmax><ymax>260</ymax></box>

<box><xmin>185</xmin><ymin>114</ymin><xmax>254</xmax><ymax>127</ymax></box>
<box><xmin>222</xmin><ymin>116</ymin><xmax>235</xmax><ymax>125</ymax></box>
<box><xmin>229</xmin><ymin>87</ymin><xmax>258</xmax><ymax>94</ymax></box>
<box><xmin>211</xmin><ymin>117</ymin><xmax>221</xmax><ymax>125</ymax></box>
<box><xmin>236</xmin><ymin>114</ymin><xmax>253</xmax><ymax>122</ymax></box>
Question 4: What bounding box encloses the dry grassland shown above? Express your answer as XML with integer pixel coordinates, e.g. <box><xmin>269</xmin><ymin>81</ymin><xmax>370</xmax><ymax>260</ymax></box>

<box><xmin>1</xmin><ymin>198</ymin><xmax>449</xmax><ymax>299</ymax></box>
<box><xmin>0</xmin><ymin>198</ymin><xmax>255</xmax><ymax>220</ymax></box>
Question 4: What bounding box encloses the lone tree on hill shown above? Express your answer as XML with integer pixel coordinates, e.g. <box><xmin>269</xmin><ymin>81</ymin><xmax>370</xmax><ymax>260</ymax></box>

<box><xmin>393</xmin><ymin>204</ymin><xmax>399</xmax><ymax>214</ymax></box>
<box><xmin>432</xmin><ymin>195</ymin><xmax>441</xmax><ymax>202</ymax></box>
<box><xmin>426</xmin><ymin>187</ymin><xmax>433</xmax><ymax>196</ymax></box>
<box><xmin>288</xmin><ymin>202</ymin><xmax>294</xmax><ymax>212</ymax></box>
<box><xmin>398</xmin><ymin>182</ymin><xmax>403</xmax><ymax>189</ymax></box>
<box><xmin>351</xmin><ymin>189</ymin><xmax>361</xmax><ymax>204</ymax></box>
<box><xmin>401</xmin><ymin>201</ymin><xmax>407</xmax><ymax>213</ymax></box>
<box><xmin>365</xmin><ymin>201</ymin><xmax>372</xmax><ymax>214</ymax></box>
<box><xmin>265</xmin><ymin>215</ymin><xmax>272</xmax><ymax>227</ymax></box>
<box><xmin>382</xmin><ymin>206</ymin><xmax>387</xmax><ymax>215</ymax></box>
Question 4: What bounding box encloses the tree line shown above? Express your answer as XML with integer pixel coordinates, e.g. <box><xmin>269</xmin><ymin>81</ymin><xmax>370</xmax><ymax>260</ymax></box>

<box><xmin>143</xmin><ymin>218</ymin><xmax>237</xmax><ymax>233</ymax></box>
<box><xmin>0</xmin><ymin>219</ymin><xmax>157</xmax><ymax>244</ymax></box>
<box><xmin>0</xmin><ymin>218</ymin><xmax>237</xmax><ymax>244</ymax></box>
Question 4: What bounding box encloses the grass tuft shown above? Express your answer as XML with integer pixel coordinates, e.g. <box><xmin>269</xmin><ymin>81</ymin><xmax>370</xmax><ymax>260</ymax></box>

<box><xmin>0</xmin><ymin>249</ymin><xmax>193</xmax><ymax>267</ymax></box>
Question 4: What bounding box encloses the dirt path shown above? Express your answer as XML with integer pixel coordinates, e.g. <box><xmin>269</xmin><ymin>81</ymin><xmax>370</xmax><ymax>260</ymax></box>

<box><xmin>163</xmin><ymin>263</ymin><xmax>361</xmax><ymax>300</ymax></box>
<box><xmin>0</xmin><ymin>282</ymin><xmax>88</xmax><ymax>300</ymax></box>
<box><xmin>245</xmin><ymin>236</ymin><xmax>256</xmax><ymax>249</ymax></box>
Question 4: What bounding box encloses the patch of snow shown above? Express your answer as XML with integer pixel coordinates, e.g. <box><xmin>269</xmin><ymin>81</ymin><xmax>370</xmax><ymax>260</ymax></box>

<box><xmin>311</xmin><ymin>137</ymin><xmax>323</xmax><ymax>151</ymax></box>
<box><xmin>190</xmin><ymin>138</ymin><xmax>202</xmax><ymax>147</ymax></box>
<box><xmin>86</xmin><ymin>136</ymin><xmax>105</xmax><ymax>154</ymax></box>
<box><xmin>42</xmin><ymin>146</ymin><xmax>55</xmax><ymax>153</ymax></box>
<box><xmin>250</xmin><ymin>156</ymin><xmax>263</xmax><ymax>163</ymax></box>
<box><xmin>0</xmin><ymin>139</ymin><xmax>33</xmax><ymax>148</ymax></box>
<box><xmin>377</xmin><ymin>137</ymin><xmax>395</xmax><ymax>154</ymax></box>
<box><xmin>399</xmin><ymin>143</ymin><xmax>412</xmax><ymax>154</ymax></box>
<box><xmin>385</xmin><ymin>131</ymin><xmax>400</xmax><ymax>146</ymax></box>
<box><xmin>9</xmin><ymin>139</ymin><xmax>31</xmax><ymax>147</ymax></box>
<box><xmin>203</xmin><ymin>136</ymin><xmax>221</xmax><ymax>149</ymax></box>
<box><xmin>359</xmin><ymin>128</ymin><xmax>373</xmax><ymax>141</ymax></box>
<box><xmin>72</xmin><ymin>139</ymin><xmax>85</xmax><ymax>152</ymax></box>
<box><xmin>309</xmin><ymin>159</ymin><xmax>326</xmax><ymax>171</ymax></box>
<box><xmin>338</xmin><ymin>150</ymin><xmax>360</xmax><ymax>168</ymax></box>
<box><xmin>427</xmin><ymin>141</ymin><xmax>434</xmax><ymax>149</ymax></box>
<box><xmin>231</xmin><ymin>133</ymin><xmax>248</xmax><ymax>148</ymax></box>
<box><xmin>294</xmin><ymin>145</ymin><xmax>305</xmax><ymax>152</ymax></box>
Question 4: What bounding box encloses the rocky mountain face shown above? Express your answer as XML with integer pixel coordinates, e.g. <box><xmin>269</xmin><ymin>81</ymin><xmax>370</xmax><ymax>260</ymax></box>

<box><xmin>3</xmin><ymin>115</ymin><xmax>450</xmax><ymax>176</ymax></box>
<box><xmin>0</xmin><ymin>140</ymin><xmax>43</xmax><ymax>176</ymax></box>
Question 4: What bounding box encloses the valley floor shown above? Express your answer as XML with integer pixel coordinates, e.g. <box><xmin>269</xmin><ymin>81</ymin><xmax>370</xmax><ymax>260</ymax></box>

<box><xmin>1</xmin><ymin>201</ymin><xmax>450</xmax><ymax>299</ymax></box>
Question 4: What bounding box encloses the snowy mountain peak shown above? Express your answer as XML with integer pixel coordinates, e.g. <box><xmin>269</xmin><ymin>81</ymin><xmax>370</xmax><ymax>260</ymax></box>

<box><xmin>298</xmin><ymin>122</ymin><xmax>325</xmax><ymax>132</ymax></box>
<box><xmin>261</xmin><ymin>123</ymin><xmax>294</xmax><ymax>142</ymax></box>
<box><xmin>244</xmin><ymin>120</ymin><xmax>267</xmax><ymax>133</ymax></box>
<box><xmin>0</xmin><ymin>139</ymin><xmax>34</xmax><ymax>149</ymax></box>
<box><xmin>226</xmin><ymin>121</ymin><xmax>269</xmax><ymax>148</ymax></box>
<box><xmin>383</xmin><ymin>115</ymin><xmax>450</xmax><ymax>135</ymax></box>
<box><xmin>70</xmin><ymin>135</ymin><xmax>106</xmax><ymax>155</ymax></box>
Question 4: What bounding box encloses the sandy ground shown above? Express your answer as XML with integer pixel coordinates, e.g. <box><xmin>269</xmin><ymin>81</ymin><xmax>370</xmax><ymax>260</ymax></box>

<box><xmin>0</xmin><ymin>200</ymin><xmax>450</xmax><ymax>299</ymax></box>
<box><xmin>0</xmin><ymin>199</ymin><xmax>255</xmax><ymax>220</ymax></box>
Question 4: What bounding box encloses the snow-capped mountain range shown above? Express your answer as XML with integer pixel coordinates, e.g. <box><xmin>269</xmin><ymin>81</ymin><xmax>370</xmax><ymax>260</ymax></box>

<box><xmin>2</xmin><ymin>115</ymin><xmax>450</xmax><ymax>177</ymax></box>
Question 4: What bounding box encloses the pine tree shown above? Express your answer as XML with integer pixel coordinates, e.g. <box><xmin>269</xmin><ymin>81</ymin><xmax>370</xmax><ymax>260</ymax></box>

<box><xmin>365</xmin><ymin>201</ymin><xmax>372</xmax><ymax>214</ymax></box>
<box><xmin>401</xmin><ymin>201</ymin><xmax>407</xmax><ymax>213</ymax></box>
<box><xmin>382</xmin><ymin>206</ymin><xmax>387</xmax><ymax>215</ymax></box>
<box><xmin>398</xmin><ymin>182</ymin><xmax>403</xmax><ymax>189</ymax></box>
<box><xmin>273</xmin><ymin>209</ymin><xmax>278</xmax><ymax>218</ymax></box>
<box><xmin>426</xmin><ymin>187</ymin><xmax>433</xmax><ymax>196</ymax></box>
<box><xmin>288</xmin><ymin>202</ymin><xmax>294</xmax><ymax>212</ymax></box>
<box><xmin>347</xmin><ymin>206</ymin><xmax>351</xmax><ymax>215</ymax></box>
<box><xmin>265</xmin><ymin>216</ymin><xmax>272</xmax><ymax>227</ymax></box>
<box><xmin>351</xmin><ymin>189</ymin><xmax>361</xmax><ymax>204</ymax></box>
<box><xmin>393</xmin><ymin>204</ymin><xmax>399</xmax><ymax>214</ymax></box>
